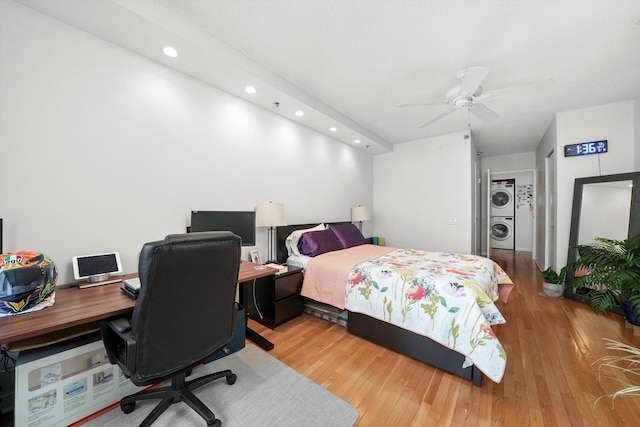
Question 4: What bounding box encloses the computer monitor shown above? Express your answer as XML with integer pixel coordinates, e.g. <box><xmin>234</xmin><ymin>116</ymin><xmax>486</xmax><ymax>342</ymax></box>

<box><xmin>190</xmin><ymin>211</ymin><xmax>255</xmax><ymax>246</ymax></box>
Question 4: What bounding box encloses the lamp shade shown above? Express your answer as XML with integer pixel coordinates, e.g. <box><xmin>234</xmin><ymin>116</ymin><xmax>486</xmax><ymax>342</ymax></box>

<box><xmin>256</xmin><ymin>202</ymin><xmax>287</xmax><ymax>227</ymax></box>
<box><xmin>351</xmin><ymin>205</ymin><xmax>371</xmax><ymax>222</ymax></box>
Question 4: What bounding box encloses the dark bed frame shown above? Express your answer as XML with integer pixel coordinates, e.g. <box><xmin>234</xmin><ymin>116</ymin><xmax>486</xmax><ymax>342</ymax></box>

<box><xmin>276</xmin><ymin>223</ymin><xmax>483</xmax><ymax>386</ymax></box>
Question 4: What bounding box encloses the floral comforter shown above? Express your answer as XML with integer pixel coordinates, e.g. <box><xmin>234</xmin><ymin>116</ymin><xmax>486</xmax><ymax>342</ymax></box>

<box><xmin>345</xmin><ymin>249</ymin><xmax>513</xmax><ymax>383</ymax></box>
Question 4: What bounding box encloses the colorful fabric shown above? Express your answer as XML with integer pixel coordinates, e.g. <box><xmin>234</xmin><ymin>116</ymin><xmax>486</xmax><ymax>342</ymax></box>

<box><xmin>345</xmin><ymin>249</ymin><xmax>512</xmax><ymax>383</ymax></box>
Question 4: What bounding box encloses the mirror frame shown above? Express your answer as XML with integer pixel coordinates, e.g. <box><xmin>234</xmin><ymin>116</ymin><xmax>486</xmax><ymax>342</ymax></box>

<box><xmin>564</xmin><ymin>171</ymin><xmax>640</xmax><ymax>301</ymax></box>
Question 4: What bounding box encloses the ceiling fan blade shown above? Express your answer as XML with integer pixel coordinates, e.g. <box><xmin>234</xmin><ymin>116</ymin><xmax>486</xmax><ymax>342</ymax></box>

<box><xmin>458</xmin><ymin>66</ymin><xmax>489</xmax><ymax>96</ymax></box>
<box><xmin>419</xmin><ymin>107</ymin><xmax>457</xmax><ymax>128</ymax></box>
<box><xmin>469</xmin><ymin>103</ymin><xmax>499</xmax><ymax>122</ymax></box>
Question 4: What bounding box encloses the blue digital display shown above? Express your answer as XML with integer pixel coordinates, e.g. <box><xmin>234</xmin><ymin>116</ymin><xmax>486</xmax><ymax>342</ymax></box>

<box><xmin>564</xmin><ymin>140</ymin><xmax>608</xmax><ymax>157</ymax></box>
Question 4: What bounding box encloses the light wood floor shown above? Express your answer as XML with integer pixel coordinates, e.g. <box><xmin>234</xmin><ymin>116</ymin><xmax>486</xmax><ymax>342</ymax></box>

<box><xmin>250</xmin><ymin>250</ymin><xmax>640</xmax><ymax>426</ymax></box>
<box><xmin>5</xmin><ymin>250</ymin><xmax>638</xmax><ymax>426</ymax></box>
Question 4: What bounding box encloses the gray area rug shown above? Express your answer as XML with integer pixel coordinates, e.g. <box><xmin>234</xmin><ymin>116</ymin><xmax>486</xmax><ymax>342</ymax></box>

<box><xmin>85</xmin><ymin>344</ymin><xmax>359</xmax><ymax>426</ymax></box>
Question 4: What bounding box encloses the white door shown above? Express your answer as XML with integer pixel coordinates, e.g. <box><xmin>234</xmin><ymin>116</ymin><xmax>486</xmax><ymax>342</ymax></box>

<box><xmin>546</xmin><ymin>151</ymin><xmax>557</xmax><ymax>269</ymax></box>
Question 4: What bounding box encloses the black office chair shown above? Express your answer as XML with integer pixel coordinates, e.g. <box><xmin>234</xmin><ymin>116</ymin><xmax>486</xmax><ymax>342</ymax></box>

<box><xmin>101</xmin><ymin>231</ymin><xmax>241</xmax><ymax>426</ymax></box>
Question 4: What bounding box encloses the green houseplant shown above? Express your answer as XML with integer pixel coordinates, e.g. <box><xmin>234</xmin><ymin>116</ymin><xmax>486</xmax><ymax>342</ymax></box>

<box><xmin>541</xmin><ymin>267</ymin><xmax>566</xmax><ymax>298</ymax></box>
<box><xmin>567</xmin><ymin>234</ymin><xmax>640</xmax><ymax>324</ymax></box>
<box><xmin>595</xmin><ymin>339</ymin><xmax>640</xmax><ymax>405</ymax></box>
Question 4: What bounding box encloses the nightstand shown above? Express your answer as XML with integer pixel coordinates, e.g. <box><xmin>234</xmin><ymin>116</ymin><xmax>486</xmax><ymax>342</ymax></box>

<box><xmin>242</xmin><ymin>265</ymin><xmax>304</xmax><ymax>330</ymax></box>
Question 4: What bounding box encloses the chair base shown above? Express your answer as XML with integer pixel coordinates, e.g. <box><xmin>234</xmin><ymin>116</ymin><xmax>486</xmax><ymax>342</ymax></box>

<box><xmin>121</xmin><ymin>369</ymin><xmax>236</xmax><ymax>427</ymax></box>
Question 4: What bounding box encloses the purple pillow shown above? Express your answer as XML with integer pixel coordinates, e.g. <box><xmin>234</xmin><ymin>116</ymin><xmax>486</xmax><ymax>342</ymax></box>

<box><xmin>328</xmin><ymin>223</ymin><xmax>367</xmax><ymax>248</ymax></box>
<box><xmin>297</xmin><ymin>229</ymin><xmax>343</xmax><ymax>257</ymax></box>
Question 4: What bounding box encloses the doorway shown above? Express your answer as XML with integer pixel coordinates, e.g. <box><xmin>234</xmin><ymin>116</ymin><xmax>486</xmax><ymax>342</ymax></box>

<box><xmin>488</xmin><ymin>170</ymin><xmax>535</xmax><ymax>253</ymax></box>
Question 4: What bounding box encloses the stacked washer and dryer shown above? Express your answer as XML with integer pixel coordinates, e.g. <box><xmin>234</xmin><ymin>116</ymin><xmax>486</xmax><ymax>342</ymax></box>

<box><xmin>490</xmin><ymin>179</ymin><xmax>515</xmax><ymax>250</ymax></box>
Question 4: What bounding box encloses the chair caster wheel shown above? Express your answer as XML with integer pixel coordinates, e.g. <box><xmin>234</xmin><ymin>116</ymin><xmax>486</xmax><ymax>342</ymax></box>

<box><xmin>208</xmin><ymin>419</ymin><xmax>221</xmax><ymax>426</ymax></box>
<box><xmin>226</xmin><ymin>373</ymin><xmax>237</xmax><ymax>385</ymax></box>
<box><xmin>121</xmin><ymin>402</ymin><xmax>136</xmax><ymax>414</ymax></box>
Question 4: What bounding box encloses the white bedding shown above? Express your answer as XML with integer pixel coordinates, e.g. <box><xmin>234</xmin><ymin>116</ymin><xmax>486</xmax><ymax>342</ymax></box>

<box><xmin>286</xmin><ymin>254</ymin><xmax>312</xmax><ymax>269</ymax></box>
<box><xmin>345</xmin><ymin>248</ymin><xmax>513</xmax><ymax>382</ymax></box>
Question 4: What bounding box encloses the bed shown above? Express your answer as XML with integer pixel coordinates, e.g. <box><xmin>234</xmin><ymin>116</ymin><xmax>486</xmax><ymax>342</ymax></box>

<box><xmin>275</xmin><ymin>222</ymin><xmax>514</xmax><ymax>386</ymax></box>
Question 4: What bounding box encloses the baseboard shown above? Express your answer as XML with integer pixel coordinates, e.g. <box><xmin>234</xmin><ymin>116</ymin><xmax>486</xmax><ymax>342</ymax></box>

<box><xmin>625</xmin><ymin>319</ymin><xmax>640</xmax><ymax>337</ymax></box>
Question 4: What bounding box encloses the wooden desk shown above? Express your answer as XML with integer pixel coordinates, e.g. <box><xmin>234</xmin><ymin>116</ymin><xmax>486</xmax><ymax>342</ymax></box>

<box><xmin>0</xmin><ymin>263</ymin><xmax>277</xmax><ymax>351</ymax></box>
<box><xmin>238</xmin><ymin>261</ymin><xmax>277</xmax><ymax>283</ymax></box>
<box><xmin>238</xmin><ymin>262</ymin><xmax>278</xmax><ymax>350</ymax></box>
<box><xmin>0</xmin><ymin>274</ymin><xmax>138</xmax><ymax>351</ymax></box>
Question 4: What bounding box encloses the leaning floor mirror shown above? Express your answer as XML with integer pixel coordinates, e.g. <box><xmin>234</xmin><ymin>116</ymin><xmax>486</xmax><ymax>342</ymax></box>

<box><xmin>564</xmin><ymin>171</ymin><xmax>640</xmax><ymax>302</ymax></box>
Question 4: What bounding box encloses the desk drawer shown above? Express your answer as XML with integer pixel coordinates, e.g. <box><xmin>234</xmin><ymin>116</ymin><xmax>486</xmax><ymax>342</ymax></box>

<box><xmin>275</xmin><ymin>270</ymin><xmax>303</xmax><ymax>301</ymax></box>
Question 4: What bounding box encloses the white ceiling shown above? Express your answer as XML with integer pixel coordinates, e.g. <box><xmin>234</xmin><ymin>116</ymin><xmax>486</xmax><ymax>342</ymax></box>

<box><xmin>17</xmin><ymin>0</ymin><xmax>640</xmax><ymax>156</ymax></box>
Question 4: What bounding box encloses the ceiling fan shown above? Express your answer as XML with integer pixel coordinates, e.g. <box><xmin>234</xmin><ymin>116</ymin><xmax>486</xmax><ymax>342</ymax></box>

<box><xmin>398</xmin><ymin>66</ymin><xmax>501</xmax><ymax>128</ymax></box>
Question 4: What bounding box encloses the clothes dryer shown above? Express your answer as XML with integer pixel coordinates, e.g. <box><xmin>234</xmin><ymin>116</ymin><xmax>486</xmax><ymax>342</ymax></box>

<box><xmin>491</xmin><ymin>216</ymin><xmax>515</xmax><ymax>250</ymax></box>
<box><xmin>491</xmin><ymin>180</ymin><xmax>515</xmax><ymax>216</ymax></box>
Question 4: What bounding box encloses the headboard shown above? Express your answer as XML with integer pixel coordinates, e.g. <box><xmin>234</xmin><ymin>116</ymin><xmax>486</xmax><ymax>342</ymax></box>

<box><xmin>275</xmin><ymin>222</ymin><xmax>351</xmax><ymax>264</ymax></box>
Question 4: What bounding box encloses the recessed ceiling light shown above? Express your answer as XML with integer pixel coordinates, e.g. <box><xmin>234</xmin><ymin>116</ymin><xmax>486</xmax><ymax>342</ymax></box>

<box><xmin>354</xmin><ymin>139</ymin><xmax>361</xmax><ymax>144</ymax></box>
<box><xmin>295</xmin><ymin>110</ymin><xmax>304</xmax><ymax>117</ymax></box>
<box><xmin>162</xmin><ymin>46</ymin><xmax>178</xmax><ymax>58</ymax></box>
<box><xmin>245</xmin><ymin>86</ymin><xmax>256</xmax><ymax>94</ymax></box>
<box><xmin>329</xmin><ymin>127</ymin><xmax>337</xmax><ymax>132</ymax></box>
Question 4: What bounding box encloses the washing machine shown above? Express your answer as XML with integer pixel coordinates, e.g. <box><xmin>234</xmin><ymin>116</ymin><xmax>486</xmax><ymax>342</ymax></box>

<box><xmin>491</xmin><ymin>216</ymin><xmax>515</xmax><ymax>250</ymax></box>
<box><xmin>491</xmin><ymin>180</ymin><xmax>515</xmax><ymax>216</ymax></box>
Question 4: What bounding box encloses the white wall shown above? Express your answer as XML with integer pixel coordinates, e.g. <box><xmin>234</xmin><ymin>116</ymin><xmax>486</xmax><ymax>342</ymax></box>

<box><xmin>636</xmin><ymin>95</ymin><xmax>640</xmax><ymax>170</ymax></box>
<box><xmin>0</xmin><ymin>2</ymin><xmax>373</xmax><ymax>284</ymax></box>
<box><xmin>543</xmin><ymin>100</ymin><xmax>635</xmax><ymax>270</ymax></box>
<box><xmin>482</xmin><ymin>152</ymin><xmax>536</xmax><ymax>173</ymax></box>
<box><xmin>373</xmin><ymin>131</ymin><xmax>473</xmax><ymax>254</ymax></box>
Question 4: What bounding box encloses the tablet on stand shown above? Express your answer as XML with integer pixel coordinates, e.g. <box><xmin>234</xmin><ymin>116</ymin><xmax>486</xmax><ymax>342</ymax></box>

<box><xmin>72</xmin><ymin>252</ymin><xmax>123</xmax><ymax>288</ymax></box>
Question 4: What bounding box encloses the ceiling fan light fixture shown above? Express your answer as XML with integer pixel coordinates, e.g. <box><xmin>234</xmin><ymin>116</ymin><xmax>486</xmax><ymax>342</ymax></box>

<box><xmin>453</xmin><ymin>97</ymin><xmax>472</xmax><ymax>108</ymax></box>
<box><xmin>446</xmin><ymin>86</ymin><xmax>459</xmax><ymax>101</ymax></box>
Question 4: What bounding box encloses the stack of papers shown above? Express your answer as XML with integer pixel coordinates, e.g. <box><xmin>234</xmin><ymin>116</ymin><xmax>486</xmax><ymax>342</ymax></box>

<box><xmin>265</xmin><ymin>263</ymin><xmax>288</xmax><ymax>274</ymax></box>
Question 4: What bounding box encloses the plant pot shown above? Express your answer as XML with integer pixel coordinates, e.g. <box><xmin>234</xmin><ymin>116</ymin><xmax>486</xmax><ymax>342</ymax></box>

<box><xmin>543</xmin><ymin>282</ymin><xmax>564</xmax><ymax>298</ymax></box>
<box><xmin>621</xmin><ymin>300</ymin><xmax>640</xmax><ymax>326</ymax></box>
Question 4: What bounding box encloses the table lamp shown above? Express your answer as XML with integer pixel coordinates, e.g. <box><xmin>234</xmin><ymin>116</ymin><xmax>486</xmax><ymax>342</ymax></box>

<box><xmin>351</xmin><ymin>205</ymin><xmax>370</xmax><ymax>232</ymax></box>
<box><xmin>256</xmin><ymin>202</ymin><xmax>287</xmax><ymax>263</ymax></box>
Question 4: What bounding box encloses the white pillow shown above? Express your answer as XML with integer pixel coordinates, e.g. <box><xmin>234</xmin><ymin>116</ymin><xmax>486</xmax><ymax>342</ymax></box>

<box><xmin>285</xmin><ymin>223</ymin><xmax>325</xmax><ymax>257</ymax></box>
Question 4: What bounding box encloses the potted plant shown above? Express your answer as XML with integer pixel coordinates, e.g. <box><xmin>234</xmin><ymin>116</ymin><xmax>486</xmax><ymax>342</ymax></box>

<box><xmin>567</xmin><ymin>234</ymin><xmax>640</xmax><ymax>325</ymax></box>
<box><xmin>594</xmin><ymin>339</ymin><xmax>640</xmax><ymax>405</ymax></box>
<box><xmin>541</xmin><ymin>267</ymin><xmax>565</xmax><ymax>298</ymax></box>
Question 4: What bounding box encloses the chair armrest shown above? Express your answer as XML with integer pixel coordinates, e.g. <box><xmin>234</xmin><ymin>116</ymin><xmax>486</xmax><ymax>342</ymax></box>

<box><xmin>101</xmin><ymin>317</ymin><xmax>137</xmax><ymax>375</ymax></box>
<box><xmin>110</xmin><ymin>317</ymin><xmax>132</xmax><ymax>333</ymax></box>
